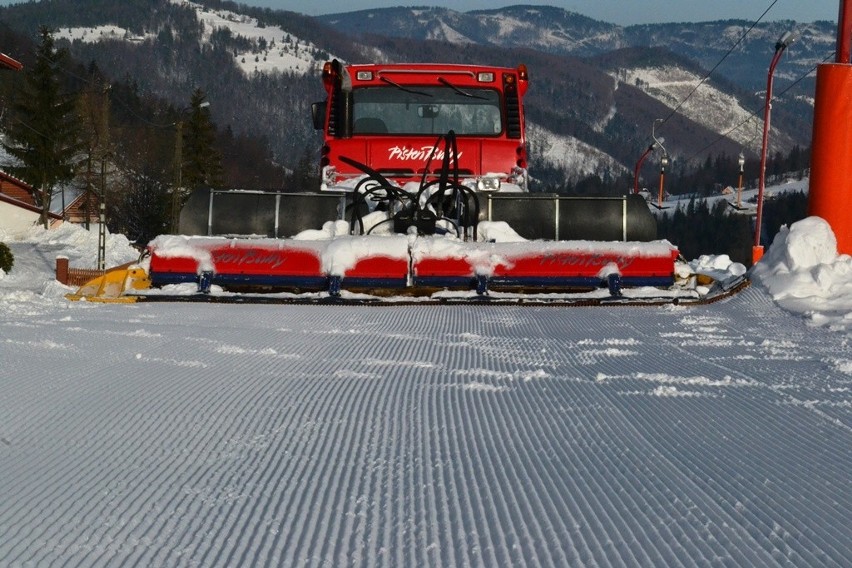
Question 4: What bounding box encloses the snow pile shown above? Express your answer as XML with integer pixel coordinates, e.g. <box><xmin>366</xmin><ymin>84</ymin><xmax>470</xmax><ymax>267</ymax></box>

<box><xmin>682</xmin><ymin>254</ymin><xmax>748</xmax><ymax>295</ymax></box>
<box><xmin>751</xmin><ymin>216</ymin><xmax>852</xmax><ymax>332</ymax></box>
<box><xmin>0</xmin><ymin>223</ymin><xmax>139</xmax><ymax>310</ymax></box>
<box><xmin>0</xmin><ymin>223</ymin><xmax>138</xmax><ymax>273</ymax></box>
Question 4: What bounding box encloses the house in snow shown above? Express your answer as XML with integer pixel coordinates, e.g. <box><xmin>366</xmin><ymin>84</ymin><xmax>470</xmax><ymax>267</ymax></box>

<box><xmin>0</xmin><ymin>170</ymin><xmax>63</xmax><ymax>234</ymax></box>
<box><xmin>2</xmin><ymin>52</ymin><xmax>103</xmax><ymax>235</ymax></box>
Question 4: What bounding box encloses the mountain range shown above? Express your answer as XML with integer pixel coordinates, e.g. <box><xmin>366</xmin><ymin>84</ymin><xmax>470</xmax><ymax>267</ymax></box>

<box><xmin>0</xmin><ymin>0</ymin><xmax>833</xmax><ymax>189</ymax></box>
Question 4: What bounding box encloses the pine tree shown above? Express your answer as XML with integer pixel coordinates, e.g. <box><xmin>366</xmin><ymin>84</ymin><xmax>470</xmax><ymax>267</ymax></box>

<box><xmin>170</xmin><ymin>88</ymin><xmax>223</xmax><ymax>231</ymax></box>
<box><xmin>180</xmin><ymin>88</ymin><xmax>222</xmax><ymax>194</ymax></box>
<box><xmin>2</xmin><ymin>26</ymin><xmax>82</xmax><ymax>228</ymax></box>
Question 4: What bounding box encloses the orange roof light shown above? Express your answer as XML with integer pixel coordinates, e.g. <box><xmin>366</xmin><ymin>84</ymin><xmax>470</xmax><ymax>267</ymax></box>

<box><xmin>517</xmin><ymin>64</ymin><xmax>528</xmax><ymax>81</ymax></box>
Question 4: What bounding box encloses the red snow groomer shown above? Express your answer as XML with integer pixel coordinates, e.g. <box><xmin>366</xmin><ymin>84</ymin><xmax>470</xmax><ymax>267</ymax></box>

<box><xmin>76</xmin><ymin>61</ymin><xmax>696</xmax><ymax>304</ymax></box>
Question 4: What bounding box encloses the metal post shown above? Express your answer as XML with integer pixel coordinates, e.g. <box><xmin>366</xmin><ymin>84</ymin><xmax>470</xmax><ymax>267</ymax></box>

<box><xmin>736</xmin><ymin>153</ymin><xmax>745</xmax><ymax>209</ymax></box>
<box><xmin>274</xmin><ymin>192</ymin><xmax>281</xmax><ymax>238</ymax></box>
<box><xmin>657</xmin><ymin>154</ymin><xmax>669</xmax><ymax>209</ymax></box>
<box><xmin>172</xmin><ymin>120</ymin><xmax>184</xmax><ymax>234</ymax></box>
<box><xmin>98</xmin><ymin>153</ymin><xmax>108</xmax><ymax>270</ymax></box>
<box><xmin>633</xmin><ymin>143</ymin><xmax>656</xmax><ymax>194</ymax></box>
<box><xmin>754</xmin><ymin>35</ymin><xmax>796</xmax><ymax>263</ymax></box>
<box><xmin>554</xmin><ymin>197</ymin><xmax>560</xmax><ymax>240</ymax></box>
<box><xmin>98</xmin><ymin>202</ymin><xmax>106</xmax><ymax>270</ymax></box>
<box><xmin>207</xmin><ymin>187</ymin><xmax>215</xmax><ymax>236</ymax></box>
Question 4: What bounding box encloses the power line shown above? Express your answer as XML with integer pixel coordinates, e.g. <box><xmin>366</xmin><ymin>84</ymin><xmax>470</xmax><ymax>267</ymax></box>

<box><xmin>657</xmin><ymin>0</ymin><xmax>780</xmax><ymax>128</ymax></box>
<box><xmin>682</xmin><ymin>52</ymin><xmax>833</xmax><ymax>164</ymax></box>
<box><xmin>32</xmin><ymin>45</ymin><xmax>180</xmax><ymax>129</ymax></box>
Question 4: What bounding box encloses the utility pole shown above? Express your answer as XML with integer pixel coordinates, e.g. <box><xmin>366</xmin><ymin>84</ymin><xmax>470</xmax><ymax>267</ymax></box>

<box><xmin>172</xmin><ymin>119</ymin><xmax>183</xmax><ymax>234</ymax></box>
<box><xmin>97</xmin><ymin>85</ymin><xmax>110</xmax><ymax>271</ymax></box>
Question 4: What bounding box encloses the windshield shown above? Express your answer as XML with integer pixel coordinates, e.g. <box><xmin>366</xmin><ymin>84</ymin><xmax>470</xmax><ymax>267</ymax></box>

<box><xmin>352</xmin><ymin>86</ymin><xmax>503</xmax><ymax>136</ymax></box>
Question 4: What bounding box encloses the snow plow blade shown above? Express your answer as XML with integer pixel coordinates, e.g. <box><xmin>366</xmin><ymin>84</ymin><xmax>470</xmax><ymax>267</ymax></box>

<box><xmin>65</xmin><ymin>266</ymin><xmax>151</xmax><ymax>303</ymax></box>
<box><xmin>126</xmin><ymin>234</ymin><xmax>701</xmax><ymax>303</ymax></box>
<box><xmin>120</xmin><ymin>232</ymin><xmax>750</xmax><ymax>305</ymax></box>
<box><xmin>178</xmin><ymin>189</ymin><xmax>659</xmax><ymax>243</ymax></box>
<box><xmin>486</xmin><ymin>194</ymin><xmax>657</xmax><ymax>241</ymax></box>
<box><xmin>179</xmin><ymin>189</ymin><xmax>346</xmax><ymax>238</ymax></box>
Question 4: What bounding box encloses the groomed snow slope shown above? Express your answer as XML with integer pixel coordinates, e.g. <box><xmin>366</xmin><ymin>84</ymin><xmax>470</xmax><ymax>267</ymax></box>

<box><xmin>0</xmin><ymin>217</ymin><xmax>850</xmax><ymax>566</ymax></box>
<box><xmin>0</xmin><ymin>282</ymin><xmax>850</xmax><ymax>565</ymax></box>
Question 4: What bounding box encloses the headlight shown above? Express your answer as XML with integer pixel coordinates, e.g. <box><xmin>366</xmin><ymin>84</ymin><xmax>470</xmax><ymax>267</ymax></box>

<box><xmin>476</xmin><ymin>176</ymin><xmax>501</xmax><ymax>192</ymax></box>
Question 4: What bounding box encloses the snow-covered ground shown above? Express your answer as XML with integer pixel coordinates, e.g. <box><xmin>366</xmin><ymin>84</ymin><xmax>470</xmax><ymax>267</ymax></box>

<box><xmin>0</xmin><ymin>218</ymin><xmax>850</xmax><ymax>566</ymax></box>
<box><xmin>646</xmin><ymin>176</ymin><xmax>809</xmax><ymax>219</ymax></box>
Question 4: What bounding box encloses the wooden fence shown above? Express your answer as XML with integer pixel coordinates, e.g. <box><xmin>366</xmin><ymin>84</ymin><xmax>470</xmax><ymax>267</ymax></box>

<box><xmin>55</xmin><ymin>257</ymin><xmax>134</xmax><ymax>287</ymax></box>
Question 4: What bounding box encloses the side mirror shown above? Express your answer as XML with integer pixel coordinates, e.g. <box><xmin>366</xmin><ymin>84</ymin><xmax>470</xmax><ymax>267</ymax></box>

<box><xmin>311</xmin><ymin>100</ymin><xmax>326</xmax><ymax>130</ymax></box>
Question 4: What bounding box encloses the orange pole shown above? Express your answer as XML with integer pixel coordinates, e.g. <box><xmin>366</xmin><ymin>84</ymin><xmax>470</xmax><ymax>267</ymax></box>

<box><xmin>633</xmin><ymin>143</ymin><xmax>655</xmax><ymax>194</ymax></box>
<box><xmin>808</xmin><ymin>63</ymin><xmax>852</xmax><ymax>255</ymax></box>
<box><xmin>753</xmin><ymin>47</ymin><xmax>785</xmax><ymax>264</ymax></box>
<box><xmin>837</xmin><ymin>0</ymin><xmax>852</xmax><ymax>63</ymax></box>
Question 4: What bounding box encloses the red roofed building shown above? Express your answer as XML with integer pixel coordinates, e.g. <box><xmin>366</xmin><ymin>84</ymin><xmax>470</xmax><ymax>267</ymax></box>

<box><xmin>0</xmin><ymin>171</ymin><xmax>61</xmax><ymax>233</ymax></box>
<box><xmin>1</xmin><ymin>50</ymin><xmax>98</xmax><ymax>233</ymax></box>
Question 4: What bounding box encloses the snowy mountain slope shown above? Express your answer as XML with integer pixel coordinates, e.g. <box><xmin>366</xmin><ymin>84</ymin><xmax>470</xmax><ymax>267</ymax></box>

<box><xmin>319</xmin><ymin>6</ymin><xmax>833</xmax><ymax>94</ymax></box>
<box><xmin>624</xmin><ymin>20</ymin><xmax>834</xmax><ymax>93</ymax></box>
<box><xmin>171</xmin><ymin>0</ymin><xmax>333</xmax><ymax>76</ymax></box>
<box><xmin>0</xmin><ymin>263</ymin><xmax>849</xmax><ymax>565</ymax></box>
<box><xmin>2</xmin><ymin>0</ymin><xmax>816</xmax><ymax>181</ymax></box>
<box><xmin>53</xmin><ymin>24</ymin><xmax>154</xmax><ymax>44</ymax></box>
<box><xmin>615</xmin><ymin>66</ymin><xmax>764</xmax><ymax>151</ymax></box>
<box><xmin>54</xmin><ymin>0</ymin><xmax>336</xmax><ymax>77</ymax></box>
<box><xmin>527</xmin><ymin>122</ymin><xmax>627</xmax><ymax>180</ymax></box>
<box><xmin>0</xmin><ymin>215</ymin><xmax>851</xmax><ymax>566</ymax></box>
<box><xmin>320</xmin><ymin>6</ymin><xmax>628</xmax><ymax>57</ymax></box>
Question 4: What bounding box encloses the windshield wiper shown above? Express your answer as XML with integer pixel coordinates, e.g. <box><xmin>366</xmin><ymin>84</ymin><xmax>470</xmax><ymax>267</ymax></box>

<box><xmin>438</xmin><ymin>77</ymin><xmax>487</xmax><ymax>100</ymax></box>
<box><xmin>380</xmin><ymin>76</ymin><xmax>432</xmax><ymax>97</ymax></box>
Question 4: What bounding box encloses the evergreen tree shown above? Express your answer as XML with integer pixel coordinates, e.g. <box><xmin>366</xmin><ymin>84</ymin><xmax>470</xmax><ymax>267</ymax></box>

<box><xmin>287</xmin><ymin>146</ymin><xmax>319</xmax><ymax>192</ymax></box>
<box><xmin>170</xmin><ymin>88</ymin><xmax>222</xmax><ymax>231</ymax></box>
<box><xmin>181</xmin><ymin>88</ymin><xmax>222</xmax><ymax>193</ymax></box>
<box><xmin>2</xmin><ymin>26</ymin><xmax>82</xmax><ymax>227</ymax></box>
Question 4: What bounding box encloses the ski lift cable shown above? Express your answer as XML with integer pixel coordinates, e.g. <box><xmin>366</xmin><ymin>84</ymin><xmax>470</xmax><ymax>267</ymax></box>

<box><xmin>32</xmin><ymin>47</ymin><xmax>182</xmax><ymax>130</ymax></box>
<box><xmin>657</xmin><ymin>0</ymin><xmax>781</xmax><ymax>129</ymax></box>
<box><xmin>682</xmin><ymin>52</ymin><xmax>832</xmax><ymax>163</ymax></box>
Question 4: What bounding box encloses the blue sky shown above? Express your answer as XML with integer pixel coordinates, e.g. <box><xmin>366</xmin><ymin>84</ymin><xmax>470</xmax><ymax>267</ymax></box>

<box><xmin>0</xmin><ymin>0</ymin><xmax>840</xmax><ymax>25</ymax></box>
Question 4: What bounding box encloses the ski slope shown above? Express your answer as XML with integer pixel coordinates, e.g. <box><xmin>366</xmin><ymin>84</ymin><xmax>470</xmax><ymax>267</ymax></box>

<box><xmin>0</xmin><ymin>221</ymin><xmax>850</xmax><ymax>567</ymax></box>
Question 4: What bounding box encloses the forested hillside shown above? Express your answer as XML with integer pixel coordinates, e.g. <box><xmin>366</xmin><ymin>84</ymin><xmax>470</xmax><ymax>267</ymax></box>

<box><xmin>1</xmin><ymin>0</ymin><xmax>823</xmax><ymax>182</ymax></box>
<box><xmin>0</xmin><ymin>0</ymin><xmax>819</xmax><ymax>249</ymax></box>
